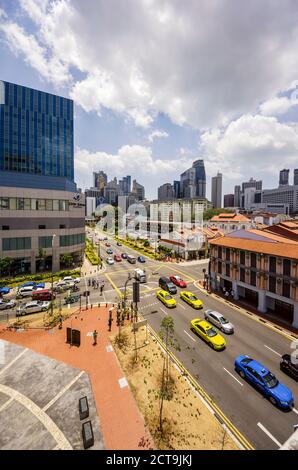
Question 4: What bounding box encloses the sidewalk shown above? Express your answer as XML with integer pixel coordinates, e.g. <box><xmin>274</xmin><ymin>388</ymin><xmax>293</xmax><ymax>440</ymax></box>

<box><xmin>0</xmin><ymin>306</ymin><xmax>154</xmax><ymax>450</ymax></box>
<box><xmin>195</xmin><ymin>280</ymin><xmax>298</xmax><ymax>337</ymax></box>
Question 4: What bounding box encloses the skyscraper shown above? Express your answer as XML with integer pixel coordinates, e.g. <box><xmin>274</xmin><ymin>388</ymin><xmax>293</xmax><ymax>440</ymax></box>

<box><xmin>0</xmin><ymin>80</ymin><xmax>85</xmax><ymax>275</ymax></box>
<box><xmin>234</xmin><ymin>185</ymin><xmax>241</xmax><ymax>207</ymax></box>
<box><xmin>242</xmin><ymin>177</ymin><xmax>262</xmax><ymax>192</ymax></box>
<box><xmin>93</xmin><ymin>171</ymin><xmax>107</xmax><ymax>194</ymax></box>
<box><xmin>293</xmin><ymin>169</ymin><xmax>298</xmax><ymax>186</ymax></box>
<box><xmin>132</xmin><ymin>179</ymin><xmax>145</xmax><ymax>201</ymax></box>
<box><xmin>119</xmin><ymin>175</ymin><xmax>131</xmax><ymax>195</ymax></box>
<box><xmin>211</xmin><ymin>172</ymin><xmax>222</xmax><ymax>208</ymax></box>
<box><xmin>173</xmin><ymin>180</ymin><xmax>180</xmax><ymax>198</ymax></box>
<box><xmin>192</xmin><ymin>159</ymin><xmax>206</xmax><ymax>198</ymax></box>
<box><xmin>279</xmin><ymin>169</ymin><xmax>290</xmax><ymax>186</ymax></box>
<box><xmin>224</xmin><ymin>194</ymin><xmax>234</xmax><ymax>207</ymax></box>
<box><xmin>158</xmin><ymin>183</ymin><xmax>174</xmax><ymax>201</ymax></box>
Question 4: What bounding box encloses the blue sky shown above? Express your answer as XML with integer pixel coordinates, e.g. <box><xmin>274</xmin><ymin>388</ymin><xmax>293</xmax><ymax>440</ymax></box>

<box><xmin>1</xmin><ymin>0</ymin><xmax>298</xmax><ymax>200</ymax></box>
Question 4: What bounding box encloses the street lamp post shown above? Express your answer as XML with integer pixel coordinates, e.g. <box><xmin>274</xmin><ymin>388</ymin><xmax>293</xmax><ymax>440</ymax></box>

<box><xmin>51</xmin><ymin>234</ymin><xmax>56</xmax><ymax>316</ymax></box>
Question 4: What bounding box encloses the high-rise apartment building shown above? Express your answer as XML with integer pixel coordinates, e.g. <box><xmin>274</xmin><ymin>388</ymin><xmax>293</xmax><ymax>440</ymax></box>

<box><xmin>0</xmin><ymin>80</ymin><xmax>85</xmax><ymax>275</ymax></box>
<box><xmin>132</xmin><ymin>179</ymin><xmax>145</xmax><ymax>201</ymax></box>
<box><xmin>158</xmin><ymin>183</ymin><xmax>174</xmax><ymax>201</ymax></box>
<box><xmin>119</xmin><ymin>175</ymin><xmax>131</xmax><ymax>195</ymax></box>
<box><xmin>211</xmin><ymin>172</ymin><xmax>222</xmax><ymax>208</ymax></box>
<box><xmin>224</xmin><ymin>194</ymin><xmax>234</xmax><ymax>207</ymax></box>
<box><xmin>234</xmin><ymin>185</ymin><xmax>241</xmax><ymax>207</ymax></box>
<box><xmin>293</xmin><ymin>169</ymin><xmax>298</xmax><ymax>186</ymax></box>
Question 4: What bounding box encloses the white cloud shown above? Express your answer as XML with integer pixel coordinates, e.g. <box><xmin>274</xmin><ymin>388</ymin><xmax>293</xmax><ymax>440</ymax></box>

<box><xmin>259</xmin><ymin>96</ymin><xmax>297</xmax><ymax>116</ymax></box>
<box><xmin>75</xmin><ymin>144</ymin><xmax>192</xmax><ymax>198</ymax></box>
<box><xmin>201</xmin><ymin>114</ymin><xmax>298</xmax><ymax>180</ymax></box>
<box><xmin>148</xmin><ymin>129</ymin><xmax>169</xmax><ymax>142</ymax></box>
<box><xmin>1</xmin><ymin>0</ymin><xmax>298</xmax><ymax>129</ymax></box>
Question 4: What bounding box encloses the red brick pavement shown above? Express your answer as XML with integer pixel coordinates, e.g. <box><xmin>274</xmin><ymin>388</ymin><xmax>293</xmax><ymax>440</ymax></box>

<box><xmin>0</xmin><ymin>306</ymin><xmax>154</xmax><ymax>450</ymax></box>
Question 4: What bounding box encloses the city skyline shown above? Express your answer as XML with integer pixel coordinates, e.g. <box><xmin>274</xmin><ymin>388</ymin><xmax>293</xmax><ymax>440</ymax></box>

<box><xmin>0</xmin><ymin>1</ymin><xmax>298</xmax><ymax>199</ymax></box>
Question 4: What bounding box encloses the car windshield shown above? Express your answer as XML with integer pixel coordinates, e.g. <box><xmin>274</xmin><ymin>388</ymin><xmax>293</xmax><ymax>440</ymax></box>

<box><xmin>175</xmin><ymin>276</ymin><xmax>181</xmax><ymax>281</ymax></box>
<box><xmin>219</xmin><ymin>316</ymin><xmax>229</xmax><ymax>324</ymax></box>
<box><xmin>206</xmin><ymin>327</ymin><xmax>217</xmax><ymax>337</ymax></box>
<box><xmin>263</xmin><ymin>372</ymin><xmax>278</xmax><ymax>388</ymax></box>
<box><xmin>189</xmin><ymin>295</ymin><xmax>198</xmax><ymax>301</ymax></box>
<box><xmin>168</xmin><ymin>283</ymin><xmax>175</xmax><ymax>288</ymax></box>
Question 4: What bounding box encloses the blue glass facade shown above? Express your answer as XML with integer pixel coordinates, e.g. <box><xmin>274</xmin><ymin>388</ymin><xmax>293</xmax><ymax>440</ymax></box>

<box><xmin>192</xmin><ymin>160</ymin><xmax>206</xmax><ymax>198</ymax></box>
<box><xmin>0</xmin><ymin>80</ymin><xmax>74</xmax><ymax>186</ymax></box>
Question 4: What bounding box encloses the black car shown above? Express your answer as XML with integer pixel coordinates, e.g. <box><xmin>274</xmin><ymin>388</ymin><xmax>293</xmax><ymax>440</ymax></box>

<box><xmin>280</xmin><ymin>354</ymin><xmax>298</xmax><ymax>381</ymax></box>
<box><xmin>159</xmin><ymin>276</ymin><xmax>177</xmax><ymax>295</ymax></box>
<box><xmin>121</xmin><ymin>253</ymin><xmax>127</xmax><ymax>259</ymax></box>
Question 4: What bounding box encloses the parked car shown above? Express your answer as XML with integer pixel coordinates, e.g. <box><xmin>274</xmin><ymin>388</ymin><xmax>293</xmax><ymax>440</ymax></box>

<box><xmin>106</xmin><ymin>248</ymin><xmax>113</xmax><ymax>255</ymax></box>
<box><xmin>0</xmin><ymin>287</ymin><xmax>10</xmax><ymax>295</ymax></box>
<box><xmin>34</xmin><ymin>282</ymin><xmax>45</xmax><ymax>289</ymax></box>
<box><xmin>63</xmin><ymin>276</ymin><xmax>74</xmax><ymax>283</ymax></box>
<box><xmin>117</xmin><ymin>242</ymin><xmax>122</xmax><ymax>246</ymax></box>
<box><xmin>64</xmin><ymin>293</ymin><xmax>81</xmax><ymax>304</ymax></box>
<box><xmin>19</xmin><ymin>281</ymin><xmax>35</xmax><ymax>288</ymax></box>
<box><xmin>280</xmin><ymin>354</ymin><xmax>298</xmax><ymax>381</ymax></box>
<box><xmin>114</xmin><ymin>254</ymin><xmax>122</xmax><ymax>262</ymax></box>
<box><xmin>138</xmin><ymin>256</ymin><xmax>146</xmax><ymax>263</ymax></box>
<box><xmin>121</xmin><ymin>253</ymin><xmax>128</xmax><ymax>259</ymax></box>
<box><xmin>17</xmin><ymin>286</ymin><xmax>35</xmax><ymax>298</ymax></box>
<box><xmin>105</xmin><ymin>242</ymin><xmax>111</xmax><ymax>247</ymax></box>
<box><xmin>73</xmin><ymin>277</ymin><xmax>81</xmax><ymax>284</ymax></box>
<box><xmin>158</xmin><ymin>277</ymin><xmax>177</xmax><ymax>295</ymax></box>
<box><xmin>0</xmin><ymin>299</ymin><xmax>16</xmax><ymax>310</ymax></box>
<box><xmin>235</xmin><ymin>355</ymin><xmax>294</xmax><ymax>409</ymax></box>
<box><xmin>169</xmin><ymin>275</ymin><xmax>187</xmax><ymax>288</ymax></box>
<box><xmin>204</xmin><ymin>310</ymin><xmax>234</xmax><ymax>334</ymax></box>
<box><xmin>106</xmin><ymin>257</ymin><xmax>114</xmax><ymax>265</ymax></box>
<box><xmin>17</xmin><ymin>301</ymin><xmax>50</xmax><ymax>316</ymax></box>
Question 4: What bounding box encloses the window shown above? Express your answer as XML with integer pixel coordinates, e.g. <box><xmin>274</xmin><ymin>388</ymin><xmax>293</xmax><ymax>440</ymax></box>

<box><xmin>24</xmin><ymin>198</ymin><xmax>30</xmax><ymax>210</ymax></box>
<box><xmin>251</xmin><ymin>253</ymin><xmax>257</xmax><ymax>268</ymax></box>
<box><xmin>240</xmin><ymin>268</ymin><xmax>245</xmax><ymax>282</ymax></box>
<box><xmin>218</xmin><ymin>246</ymin><xmax>222</xmax><ymax>259</ymax></box>
<box><xmin>250</xmin><ymin>270</ymin><xmax>256</xmax><ymax>287</ymax></box>
<box><xmin>283</xmin><ymin>259</ymin><xmax>291</xmax><ymax>277</ymax></box>
<box><xmin>17</xmin><ymin>198</ymin><xmax>24</xmax><ymax>210</ymax></box>
<box><xmin>269</xmin><ymin>276</ymin><xmax>276</xmax><ymax>293</ymax></box>
<box><xmin>2</xmin><ymin>226</ymin><xmax>9</xmax><ymax>231</ymax></box>
<box><xmin>46</xmin><ymin>200</ymin><xmax>53</xmax><ymax>211</ymax></box>
<box><xmin>38</xmin><ymin>236</ymin><xmax>52</xmax><ymax>249</ymax></box>
<box><xmin>2</xmin><ymin>237</ymin><xmax>31</xmax><ymax>251</ymax></box>
<box><xmin>240</xmin><ymin>251</ymin><xmax>245</xmax><ymax>265</ymax></box>
<box><xmin>218</xmin><ymin>261</ymin><xmax>222</xmax><ymax>274</ymax></box>
<box><xmin>59</xmin><ymin>200</ymin><xmax>66</xmax><ymax>211</ymax></box>
<box><xmin>31</xmin><ymin>199</ymin><xmax>37</xmax><ymax>210</ymax></box>
<box><xmin>282</xmin><ymin>281</ymin><xmax>291</xmax><ymax>299</ymax></box>
<box><xmin>53</xmin><ymin>200</ymin><xmax>59</xmax><ymax>211</ymax></box>
<box><xmin>226</xmin><ymin>248</ymin><xmax>230</xmax><ymax>261</ymax></box>
<box><xmin>0</xmin><ymin>198</ymin><xmax>9</xmax><ymax>210</ymax></box>
<box><xmin>59</xmin><ymin>224</ymin><xmax>66</xmax><ymax>229</ymax></box>
<box><xmin>9</xmin><ymin>198</ymin><xmax>16</xmax><ymax>210</ymax></box>
<box><xmin>38</xmin><ymin>225</ymin><xmax>46</xmax><ymax>230</ymax></box>
<box><xmin>226</xmin><ymin>263</ymin><xmax>230</xmax><ymax>277</ymax></box>
<box><xmin>37</xmin><ymin>199</ymin><xmax>46</xmax><ymax>211</ymax></box>
<box><xmin>59</xmin><ymin>233</ymin><xmax>85</xmax><ymax>247</ymax></box>
<box><xmin>269</xmin><ymin>256</ymin><xmax>276</xmax><ymax>273</ymax></box>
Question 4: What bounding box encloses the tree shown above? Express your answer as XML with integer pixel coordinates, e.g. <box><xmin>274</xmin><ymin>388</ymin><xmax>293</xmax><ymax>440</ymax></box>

<box><xmin>60</xmin><ymin>253</ymin><xmax>73</xmax><ymax>268</ymax></box>
<box><xmin>203</xmin><ymin>208</ymin><xmax>233</xmax><ymax>221</ymax></box>
<box><xmin>0</xmin><ymin>257</ymin><xmax>13</xmax><ymax>276</ymax></box>
<box><xmin>158</xmin><ymin>316</ymin><xmax>180</xmax><ymax>435</ymax></box>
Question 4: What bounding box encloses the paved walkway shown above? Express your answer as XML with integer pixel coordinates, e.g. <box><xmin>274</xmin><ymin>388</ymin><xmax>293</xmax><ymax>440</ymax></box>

<box><xmin>0</xmin><ymin>306</ymin><xmax>153</xmax><ymax>450</ymax></box>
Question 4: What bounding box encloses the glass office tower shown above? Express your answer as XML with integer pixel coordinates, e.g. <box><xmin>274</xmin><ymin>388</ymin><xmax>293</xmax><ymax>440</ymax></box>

<box><xmin>0</xmin><ymin>80</ymin><xmax>74</xmax><ymax>189</ymax></box>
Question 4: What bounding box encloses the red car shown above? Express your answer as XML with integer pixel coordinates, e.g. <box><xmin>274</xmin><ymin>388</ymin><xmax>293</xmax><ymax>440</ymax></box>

<box><xmin>105</xmin><ymin>242</ymin><xmax>111</xmax><ymax>247</ymax></box>
<box><xmin>114</xmin><ymin>254</ymin><xmax>122</xmax><ymax>262</ymax></box>
<box><xmin>169</xmin><ymin>275</ymin><xmax>187</xmax><ymax>288</ymax></box>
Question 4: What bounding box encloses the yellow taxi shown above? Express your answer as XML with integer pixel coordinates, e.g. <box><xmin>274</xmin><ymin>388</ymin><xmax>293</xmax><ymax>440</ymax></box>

<box><xmin>180</xmin><ymin>291</ymin><xmax>203</xmax><ymax>309</ymax></box>
<box><xmin>156</xmin><ymin>289</ymin><xmax>177</xmax><ymax>308</ymax></box>
<box><xmin>190</xmin><ymin>319</ymin><xmax>226</xmax><ymax>350</ymax></box>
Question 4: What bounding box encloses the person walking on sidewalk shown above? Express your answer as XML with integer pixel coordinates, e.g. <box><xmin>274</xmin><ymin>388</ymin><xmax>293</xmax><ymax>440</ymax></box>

<box><xmin>93</xmin><ymin>329</ymin><xmax>98</xmax><ymax>345</ymax></box>
<box><xmin>108</xmin><ymin>316</ymin><xmax>113</xmax><ymax>331</ymax></box>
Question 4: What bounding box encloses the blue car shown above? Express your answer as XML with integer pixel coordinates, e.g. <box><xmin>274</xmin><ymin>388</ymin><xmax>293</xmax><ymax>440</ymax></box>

<box><xmin>106</xmin><ymin>248</ymin><xmax>113</xmax><ymax>255</ymax></box>
<box><xmin>235</xmin><ymin>355</ymin><xmax>294</xmax><ymax>409</ymax></box>
<box><xmin>138</xmin><ymin>256</ymin><xmax>146</xmax><ymax>263</ymax></box>
<box><xmin>0</xmin><ymin>287</ymin><xmax>10</xmax><ymax>295</ymax></box>
<box><xmin>20</xmin><ymin>281</ymin><xmax>36</xmax><ymax>288</ymax></box>
<box><xmin>35</xmin><ymin>282</ymin><xmax>45</xmax><ymax>289</ymax></box>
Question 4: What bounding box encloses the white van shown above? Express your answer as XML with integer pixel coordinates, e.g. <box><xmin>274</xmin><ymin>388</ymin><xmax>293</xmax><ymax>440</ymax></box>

<box><xmin>134</xmin><ymin>269</ymin><xmax>147</xmax><ymax>283</ymax></box>
<box><xmin>17</xmin><ymin>286</ymin><xmax>34</xmax><ymax>298</ymax></box>
<box><xmin>127</xmin><ymin>254</ymin><xmax>137</xmax><ymax>264</ymax></box>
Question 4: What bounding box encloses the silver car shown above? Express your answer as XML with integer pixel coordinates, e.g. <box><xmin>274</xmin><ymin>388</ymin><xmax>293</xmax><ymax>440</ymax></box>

<box><xmin>204</xmin><ymin>309</ymin><xmax>234</xmax><ymax>334</ymax></box>
<box><xmin>0</xmin><ymin>299</ymin><xmax>16</xmax><ymax>310</ymax></box>
<box><xmin>17</xmin><ymin>301</ymin><xmax>50</xmax><ymax>316</ymax></box>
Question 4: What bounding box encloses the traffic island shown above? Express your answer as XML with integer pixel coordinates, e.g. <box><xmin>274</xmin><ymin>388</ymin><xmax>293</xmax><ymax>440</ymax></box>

<box><xmin>112</xmin><ymin>325</ymin><xmax>238</xmax><ymax>450</ymax></box>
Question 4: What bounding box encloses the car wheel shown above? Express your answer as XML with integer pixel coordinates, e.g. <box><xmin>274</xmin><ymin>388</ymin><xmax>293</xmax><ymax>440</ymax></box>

<box><xmin>209</xmin><ymin>341</ymin><xmax>214</xmax><ymax>349</ymax></box>
<box><xmin>239</xmin><ymin>370</ymin><xmax>246</xmax><ymax>379</ymax></box>
<box><xmin>269</xmin><ymin>396</ymin><xmax>277</xmax><ymax>406</ymax></box>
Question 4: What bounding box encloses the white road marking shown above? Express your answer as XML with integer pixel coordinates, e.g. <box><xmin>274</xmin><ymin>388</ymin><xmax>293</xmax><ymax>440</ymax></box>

<box><xmin>264</xmin><ymin>345</ymin><xmax>282</xmax><ymax>357</ymax></box>
<box><xmin>183</xmin><ymin>330</ymin><xmax>196</xmax><ymax>342</ymax></box>
<box><xmin>223</xmin><ymin>368</ymin><xmax>244</xmax><ymax>386</ymax></box>
<box><xmin>257</xmin><ymin>422</ymin><xmax>281</xmax><ymax>447</ymax></box>
<box><xmin>160</xmin><ymin>307</ymin><xmax>168</xmax><ymax>316</ymax></box>
<box><xmin>178</xmin><ymin>302</ymin><xmax>186</xmax><ymax>310</ymax></box>
<box><xmin>292</xmin><ymin>408</ymin><xmax>298</xmax><ymax>415</ymax></box>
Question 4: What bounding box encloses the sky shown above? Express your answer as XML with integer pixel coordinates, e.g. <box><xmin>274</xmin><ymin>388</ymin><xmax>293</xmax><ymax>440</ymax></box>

<box><xmin>0</xmin><ymin>0</ymin><xmax>298</xmax><ymax>200</ymax></box>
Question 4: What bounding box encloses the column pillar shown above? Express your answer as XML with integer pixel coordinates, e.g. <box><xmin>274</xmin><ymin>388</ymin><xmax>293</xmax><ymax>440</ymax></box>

<box><xmin>257</xmin><ymin>290</ymin><xmax>267</xmax><ymax>313</ymax></box>
<box><xmin>292</xmin><ymin>302</ymin><xmax>298</xmax><ymax>329</ymax></box>
<box><xmin>232</xmin><ymin>280</ymin><xmax>239</xmax><ymax>300</ymax></box>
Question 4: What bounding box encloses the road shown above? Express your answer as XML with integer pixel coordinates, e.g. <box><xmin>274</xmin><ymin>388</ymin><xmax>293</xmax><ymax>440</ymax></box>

<box><xmin>93</xmin><ymin>229</ymin><xmax>298</xmax><ymax>450</ymax></box>
<box><xmin>1</xmin><ymin>228</ymin><xmax>298</xmax><ymax>450</ymax></box>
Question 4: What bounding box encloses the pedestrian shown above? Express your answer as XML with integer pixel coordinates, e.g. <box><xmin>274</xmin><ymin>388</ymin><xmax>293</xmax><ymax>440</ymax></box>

<box><xmin>88</xmin><ymin>279</ymin><xmax>91</xmax><ymax>287</ymax></box>
<box><xmin>230</xmin><ymin>289</ymin><xmax>234</xmax><ymax>299</ymax></box>
<box><xmin>225</xmin><ymin>290</ymin><xmax>229</xmax><ymax>298</ymax></box>
<box><xmin>100</xmin><ymin>284</ymin><xmax>104</xmax><ymax>296</ymax></box>
<box><xmin>108</xmin><ymin>316</ymin><xmax>113</xmax><ymax>331</ymax></box>
<box><xmin>93</xmin><ymin>329</ymin><xmax>98</xmax><ymax>345</ymax></box>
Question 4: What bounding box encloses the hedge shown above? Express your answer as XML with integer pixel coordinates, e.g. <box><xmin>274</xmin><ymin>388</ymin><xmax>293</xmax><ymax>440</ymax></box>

<box><xmin>0</xmin><ymin>268</ymin><xmax>81</xmax><ymax>288</ymax></box>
